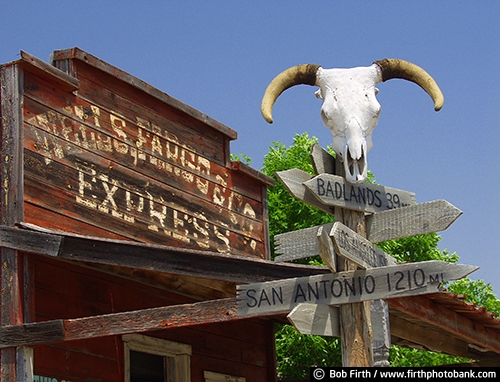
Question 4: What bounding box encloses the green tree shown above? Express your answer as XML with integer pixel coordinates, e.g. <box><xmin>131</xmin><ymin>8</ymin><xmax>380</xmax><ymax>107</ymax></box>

<box><xmin>254</xmin><ymin>132</ymin><xmax>498</xmax><ymax>376</ymax></box>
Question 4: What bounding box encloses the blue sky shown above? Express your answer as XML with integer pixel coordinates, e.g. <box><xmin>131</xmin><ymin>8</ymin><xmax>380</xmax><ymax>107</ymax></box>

<box><xmin>1</xmin><ymin>1</ymin><xmax>500</xmax><ymax>295</ymax></box>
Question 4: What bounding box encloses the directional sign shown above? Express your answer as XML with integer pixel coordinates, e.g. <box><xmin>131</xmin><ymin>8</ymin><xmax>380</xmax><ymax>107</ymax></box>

<box><xmin>330</xmin><ymin>222</ymin><xmax>397</xmax><ymax>269</ymax></box>
<box><xmin>273</xmin><ymin>199</ymin><xmax>462</xmax><ymax>262</ymax></box>
<box><xmin>275</xmin><ymin>169</ymin><xmax>336</xmax><ymax>216</ymax></box>
<box><xmin>317</xmin><ymin>225</ymin><xmax>336</xmax><ymax>272</ymax></box>
<box><xmin>287</xmin><ymin>303</ymin><xmax>340</xmax><ymax>336</ymax></box>
<box><xmin>303</xmin><ymin>173</ymin><xmax>415</xmax><ymax>214</ymax></box>
<box><xmin>237</xmin><ymin>260</ymin><xmax>478</xmax><ymax>316</ymax></box>
<box><xmin>274</xmin><ymin>223</ymin><xmax>334</xmax><ymax>263</ymax></box>
<box><xmin>366</xmin><ymin>199</ymin><xmax>463</xmax><ymax>243</ymax></box>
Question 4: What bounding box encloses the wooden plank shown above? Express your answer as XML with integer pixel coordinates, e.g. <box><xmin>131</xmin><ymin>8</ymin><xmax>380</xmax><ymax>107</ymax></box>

<box><xmin>330</xmin><ymin>222</ymin><xmax>397</xmax><ymax>269</ymax></box>
<box><xmin>1</xmin><ymin>223</ymin><xmax>330</xmax><ymax>284</ymax></box>
<box><xmin>0</xmin><ymin>225</ymin><xmax>62</xmax><ymax>256</ymax></box>
<box><xmin>23</xmin><ymin>148</ymin><xmax>266</xmax><ymax>257</ymax></box>
<box><xmin>0</xmin><ymin>320</ymin><xmax>64</xmax><ymax>348</ymax></box>
<box><xmin>317</xmin><ymin>225</ymin><xmax>336</xmax><ymax>273</ymax></box>
<box><xmin>334</xmin><ymin>204</ymin><xmax>373</xmax><ymax>367</ymax></box>
<box><xmin>389</xmin><ymin>315</ymin><xmax>470</xmax><ymax>359</ymax></box>
<box><xmin>19</xmin><ymin>50</ymin><xmax>79</xmax><ymax>92</ymax></box>
<box><xmin>0</xmin><ymin>298</ymin><xmax>266</xmax><ymax>348</ymax></box>
<box><xmin>275</xmin><ymin>169</ymin><xmax>335</xmax><ymax>215</ymax></box>
<box><xmin>0</xmin><ymin>63</ymin><xmax>29</xmax><ymax>381</ymax></box>
<box><xmin>370</xmin><ymin>299</ymin><xmax>390</xmax><ymax>366</ymax></box>
<box><xmin>22</xmin><ymin>78</ymin><xmax>268</xmax><ymax>256</ymax></box>
<box><xmin>287</xmin><ymin>303</ymin><xmax>340</xmax><ymax>336</ymax></box>
<box><xmin>236</xmin><ymin>260</ymin><xmax>478</xmax><ymax>316</ymax></box>
<box><xmin>310</xmin><ymin>143</ymin><xmax>335</xmax><ymax>175</ymax></box>
<box><xmin>387</xmin><ymin>295</ymin><xmax>500</xmax><ymax>355</ymax></box>
<box><xmin>303</xmin><ymin>173</ymin><xmax>415</xmax><ymax>213</ymax></box>
<box><xmin>274</xmin><ymin>223</ymin><xmax>333</xmax><ymax>262</ymax></box>
<box><xmin>51</xmin><ymin>47</ymin><xmax>238</xmax><ymax>140</ymax></box>
<box><xmin>274</xmin><ymin>200</ymin><xmax>462</xmax><ymax>262</ymax></box>
<box><xmin>366</xmin><ymin>199</ymin><xmax>463</xmax><ymax>243</ymax></box>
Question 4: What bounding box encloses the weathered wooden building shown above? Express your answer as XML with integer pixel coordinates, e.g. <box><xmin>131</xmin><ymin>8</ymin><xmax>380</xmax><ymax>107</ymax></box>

<box><xmin>0</xmin><ymin>47</ymin><xmax>297</xmax><ymax>382</ymax></box>
<box><xmin>1</xmin><ymin>48</ymin><xmax>500</xmax><ymax>382</ymax></box>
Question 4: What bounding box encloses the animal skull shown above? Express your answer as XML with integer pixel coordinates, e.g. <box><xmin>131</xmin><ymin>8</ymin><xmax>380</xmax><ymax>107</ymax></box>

<box><xmin>261</xmin><ymin>59</ymin><xmax>444</xmax><ymax>183</ymax></box>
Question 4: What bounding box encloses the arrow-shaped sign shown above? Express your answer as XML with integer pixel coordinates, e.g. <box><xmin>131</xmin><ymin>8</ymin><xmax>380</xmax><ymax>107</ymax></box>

<box><xmin>303</xmin><ymin>173</ymin><xmax>415</xmax><ymax>214</ymax></box>
<box><xmin>330</xmin><ymin>222</ymin><xmax>397</xmax><ymax>269</ymax></box>
<box><xmin>287</xmin><ymin>303</ymin><xmax>340</xmax><ymax>337</ymax></box>
<box><xmin>274</xmin><ymin>200</ymin><xmax>462</xmax><ymax>262</ymax></box>
<box><xmin>365</xmin><ymin>199</ymin><xmax>463</xmax><ymax>243</ymax></box>
<box><xmin>275</xmin><ymin>169</ymin><xmax>336</xmax><ymax>216</ymax></box>
<box><xmin>237</xmin><ymin>260</ymin><xmax>478</xmax><ymax>316</ymax></box>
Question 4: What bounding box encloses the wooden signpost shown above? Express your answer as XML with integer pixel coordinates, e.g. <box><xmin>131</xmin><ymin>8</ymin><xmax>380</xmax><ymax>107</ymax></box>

<box><xmin>274</xmin><ymin>199</ymin><xmax>462</xmax><ymax>262</ymax></box>
<box><xmin>236</xmin><ymin>260</ymin><xmax>477</xmax><ymax>315</ymax></box>
<box><xmin>330</xmin><ymin>222</ymin><xmax>397</xmax><ymax>269</ymax></box>
<box><xmin>240</xmin><ymin>144</ymin><xmax>475</xmax><ymax>367</ymax></box>
<box><xmin>303</xmin><ymin>173</ymin><xmax>415</xmax><ymax>213</ymax></box>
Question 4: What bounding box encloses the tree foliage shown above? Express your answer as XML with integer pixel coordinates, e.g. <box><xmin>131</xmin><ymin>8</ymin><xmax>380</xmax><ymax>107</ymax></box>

<box><xmin>261</xmin><ymin>134</ymin><xmax>335</xmax><ymax>257</ymax></box>
<box><xmin>248</xmin><ymin>132</ymin><xmax>498</xmax><ymax>375</ymax></box>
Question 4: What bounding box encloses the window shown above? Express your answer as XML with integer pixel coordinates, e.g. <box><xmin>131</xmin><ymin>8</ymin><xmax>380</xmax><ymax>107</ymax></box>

<box><xmin>204</xmin><ymin>371</ymin><xmax>245</xmax><ymax>382</ymax></box>
<box><xmin>123</xmin><ymin>334</ymin><xmax>191</xmax><ymax>382</ymax></box>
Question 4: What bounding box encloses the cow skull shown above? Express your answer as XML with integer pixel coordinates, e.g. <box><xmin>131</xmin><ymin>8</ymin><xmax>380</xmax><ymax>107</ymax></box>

<box><xmin>261</xmin><ymin>59</ymin><xmax>444</xmax><ymax>183</ymax></box>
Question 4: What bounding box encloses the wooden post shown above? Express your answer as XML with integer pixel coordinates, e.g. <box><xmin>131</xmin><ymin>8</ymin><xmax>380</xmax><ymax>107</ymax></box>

<box><xmin>1</xmin><ymin>63</ymin><xmax>33</xmax><ymax>381</ymax></box>
<box><xmin>333</xmin><ymin>156</ymin><xmax>374</xmax><ymax>367</ymax></box>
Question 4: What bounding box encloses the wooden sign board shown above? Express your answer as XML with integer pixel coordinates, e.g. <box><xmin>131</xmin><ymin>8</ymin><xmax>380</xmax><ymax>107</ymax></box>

<box><xmin>303</xmin><ymin>173</ymin><xmax>415</xmax><ymax>214</ymax></box>
<box><xmin>366</xmin><ymin>199</ymin><xmax>463</xmax><ymax>243</ymax></box>
<box><xmin>273</xmin><ymin>200</ymin><xmax>461</xmax><ymax>262</ymax></box>
<box><xmin>7</xmin><ymin>49</ymin><xmax>274</xmax><ymax>258</ymax></box>
<box><xmin>275</xmin><ymin>169</ymin><xmax>337</xmax><ymax>216</ymax></box>
<box><xmin>274</xmin><ymin>223</ymin><xmax>334</xmax><ymax>263</ymax></box>
<box><xmin>330</xmin><ymin>222</ymin><xmax>397</xmax><ymax>269</ymax></box>
<box><xmin>237</xmin><ymin>260</ymin><xmax>478</xmax><ymax>315</ymax></box>
<box><xmin>287</xmin><ymin>303</ymin><xmax>340</xmax><ymax>337</ymax></box>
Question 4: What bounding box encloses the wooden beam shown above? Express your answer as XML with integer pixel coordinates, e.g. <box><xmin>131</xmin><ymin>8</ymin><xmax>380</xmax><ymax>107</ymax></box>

<box><xmin>0</xmin><ymin>62</ymin><xmax>31</xmax><ymax>381</ymax></box>
<box><xmin>51</xmin><ymin>48</ymin><xmax>238</xmax><ymax>140</ymax></box>
<box><xmin>387</xmin><ymin>295</ymin><xmax>500</xmax><ymax>355</ymax></box>
<box><xmin>19</xmin><ymin>50</ymin><xmax>79</xmax><ymax>92</ymax></box>
<box><xmin>390</xmin><ymin>315</ymin><xmax>470</xmax><ymax>358</ymax></box>
<box><xmin>1</xmin><ymin>224</ymin><xmax>329</xmax><ymax>284</ymax></box>
<box><xmin>333</xmin><ymin>152</ymin><xmax>373</xmax><ymax>367</ymax></box>
<box><xmin>0</xmin><ymin>298</ymin><xmax>263</xmax><ymax>349</ymax></box>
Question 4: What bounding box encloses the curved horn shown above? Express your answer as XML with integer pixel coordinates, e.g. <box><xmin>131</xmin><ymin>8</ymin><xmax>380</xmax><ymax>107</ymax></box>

<box><xmin>373</xmin><ymin>59</ymin><xmax>444</xmax><ymax>111</ymax></box>
<box><xmin>261</xmin><ymin>64</ymin><xmax>320</xmax><ymax>123</ymax></box>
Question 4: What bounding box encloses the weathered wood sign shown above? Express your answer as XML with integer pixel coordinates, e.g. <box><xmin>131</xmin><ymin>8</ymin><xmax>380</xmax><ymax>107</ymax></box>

<box><xmin>274</xmin><ymin>222</ymin><xmax>334</xmax><ymax>263</ymax></box>
<box><xmin>365</xmin><ymin>199</ymin><xmax>463</xmax><ymax>243</ymax></box>
<box><xmin>275</xmin><ymin>168</ymin><xmax>336</xmax><ymax>216</ymax></box>
<box><xmin>237</xmin><ymin>260</ymin><xmax>477</xmax><ymax>315</ymax></box>
<box><xmin>331</xmin><ymin>222</ymin><xmax>397</xmax><ymax>269</ymax></box>
<box><xmin>287</xmin><ymin>303</ymin><xmax>340</xmax><ymax>337</ymax></box>
<box><xmin>16</xmin><ymin>48</ymin><xmax>274</xmax><ymax>258</ymax></box>
<box><xmin>274</xmin><ymin>200</ymin><xmax>462</xmax><ymax>262</ymax></box>
<box><xmin>303</xmin><ymin>173</ymin><xmax>415</xmax><ymax>213</ymax></box>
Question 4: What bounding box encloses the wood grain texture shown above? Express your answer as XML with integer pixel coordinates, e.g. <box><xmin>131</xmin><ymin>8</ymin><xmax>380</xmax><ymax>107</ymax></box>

<box><xmin>366</xmin><ymin>199</ymin><xmax>462</xmax><ymax>243</ymax></box>
<box><xmin>287</xmin><ymin>303</ymin><xmax>340</xmax><ymax>336</ymax></box>
<box><xmin>331</xmin><ymin>222</ymin><xmax>397</xmax><ymax>269</ymax></box>
<box><xmin>274</xmin><ymin>223</ymin><xmax>334</xmax><ymax>262</ymax></box>
<box><xmin>304</xmin><ymin>173</ymin><xmax>415</xmax><ymax>213</ymax></box>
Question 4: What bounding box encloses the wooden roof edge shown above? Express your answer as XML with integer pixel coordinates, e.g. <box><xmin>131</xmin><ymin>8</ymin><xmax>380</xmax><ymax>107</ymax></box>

<box><xmin>230</xmin><ymin>161</ymin><xmax>276</xmax><ymax>187</ymax></box>
<box><xmin>7</xmin><ymin>223</ymin><xmax>329</xmax><ymax>284</ymax></box>
<box><xmin>387</xmin><ymin>293</ymin><xmax>500</xmax><ymax>355</ymax></box>
<box><xmin>0</xmin><ymin>51</ymin><xmax>80</xmax><ymax>92</ymax></box>
<box><xmin>50</xmin><ymin>47</ymin><xmax>238</xmax><ymax>140</ymax></box>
